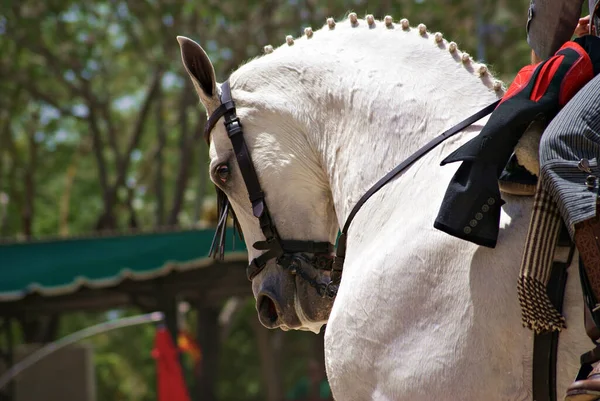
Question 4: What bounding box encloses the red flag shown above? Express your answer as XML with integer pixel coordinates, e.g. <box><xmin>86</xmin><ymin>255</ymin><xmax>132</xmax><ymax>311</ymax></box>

<box><xmin>152</xmin><ymin>326</ymin><xmax>192</xmax><ymax>401</ymax></box>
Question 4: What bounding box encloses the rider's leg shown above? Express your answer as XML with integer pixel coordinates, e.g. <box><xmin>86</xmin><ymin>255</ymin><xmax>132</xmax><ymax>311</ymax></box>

<box><xmin>539</xmin><ymin>72</ymin><xmax>600</xmax><ymax>401</ymax></box>
<box><xmin>539</xmin><ymin>72</ymin><xmax>600</xmax><ymax>282</ymax></box>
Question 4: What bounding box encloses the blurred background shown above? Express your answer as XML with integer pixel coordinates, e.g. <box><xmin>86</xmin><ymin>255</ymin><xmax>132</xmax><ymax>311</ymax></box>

<box><xmin>0</xmin><ymin>1</ymin><xmax>533</xmax><ymax>401</ymax></box>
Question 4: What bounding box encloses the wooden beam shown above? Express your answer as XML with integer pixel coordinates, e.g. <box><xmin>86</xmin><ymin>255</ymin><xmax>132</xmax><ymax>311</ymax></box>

<box><xmin>0</xmin><ymin>260</ymin><xmax>250</xmax><ymax>316</ymax></box>
<box><xmin>193</xmin><ymin>304</ymin><xmax>220</xmax><ymax>401</ymax></box>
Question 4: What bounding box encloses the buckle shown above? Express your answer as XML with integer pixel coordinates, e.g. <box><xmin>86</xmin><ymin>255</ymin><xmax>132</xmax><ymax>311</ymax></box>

<box><xmin>224</xmin><ymin>116</ymin><xmax>242</xmax><ymax>137</ymax></box>
<box><xmin>247</xmin><ymin>257</ymin><xmax>266</xmax><ymax>281</ymax></box>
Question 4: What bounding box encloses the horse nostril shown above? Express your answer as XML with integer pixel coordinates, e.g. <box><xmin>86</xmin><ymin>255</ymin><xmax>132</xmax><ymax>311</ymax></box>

<box><xmin>257</xmin><ymin>294</ymin><xmax>279</xmax><ymax>328</ymax></box>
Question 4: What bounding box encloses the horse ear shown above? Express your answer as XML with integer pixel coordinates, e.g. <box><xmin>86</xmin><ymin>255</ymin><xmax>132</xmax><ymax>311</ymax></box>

<box><xmin>176</xmin><ymin>36</ymin><xmax>219</xmax><ymax>110</ymax></box>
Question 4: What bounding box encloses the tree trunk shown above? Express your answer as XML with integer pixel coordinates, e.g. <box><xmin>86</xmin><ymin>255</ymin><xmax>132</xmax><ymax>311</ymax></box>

<box><xmin>94</xmin><ymin>70</ymin><xmax>163</xmax><ymax>231</ymax></box>
<box><xmin>251</xmin><ymin>319</ymin><xmax>283</xmax><ymax>401</ymax></box>
<box><xmin>126</xmin><ymin>186</ymin><xmax>138</xmax><ymax>229</ymax></box>
<box><xmin>167</xmin><ymin>80</ymin><xmax>195</xmax><ymax>226</ymax></box>
<box><xmin>59</xmin><ymin>150</ymin><xmax>80</xmax><ymax>236</ymax></box>
<box><xmin>155</xmin><ymin>85</ymin><xmax>166</xmax><ymax>227</ymax></box>
<box><xmin>0</xmin><ymin>110</ymin><xmax>9</xmax><ymax>237</ymax></box>
<box><xmin>193</xmin><ymin>141</ymin><xmax>208</xmax><ymax>222</ymax></box>
<box><xmin>1</xmin><ymin>88</ymin><xmax>23</xmax><ymax>237</ymax></box>
<box><xmin>194</xmin><ymin>305</ymin><xmax>220</xmax><ymax>401</ymax></box>
<box><xmin>88</xmin><ymin>107</ymin><xmax>111</xmax><ymax>214</ymax></box>
<box><xmin>22</xmin><ymin>112</ymin><xmax>39</xmax><ymax>239</ymax></box>
<box><xmin>3</xmin><ymin>157</ymin><xmax>19</xmax><ymax>237</ymax></box>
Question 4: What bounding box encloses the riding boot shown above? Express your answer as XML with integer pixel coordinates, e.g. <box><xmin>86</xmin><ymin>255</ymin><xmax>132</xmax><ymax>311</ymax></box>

<box><xmin>566</xmin><ymin>363</ymin><xmax>600</xmax><ymax>401</ymax></box>
<box><xmin>575</xmin><ymin>199</ymin><xmax>600</xmax><ymax>314</ymax></box>
<box><xmin>435</xmin><ymin>36</ymin><xmax>600</xmax><ymax>248</ymax></box>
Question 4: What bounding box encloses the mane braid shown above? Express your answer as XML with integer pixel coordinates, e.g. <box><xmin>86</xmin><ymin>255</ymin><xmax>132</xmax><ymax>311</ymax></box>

<box><xmin>258</xmin><ymin>15</ymin><xmax>505</xmax><ymax>94</ymax></box>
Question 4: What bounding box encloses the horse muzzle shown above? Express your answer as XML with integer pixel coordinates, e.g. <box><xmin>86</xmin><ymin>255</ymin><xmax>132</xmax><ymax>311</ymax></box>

<box><xmin>254</xmin><ymin>261</ymin><xmax>302</xmax><ymax>329</ymax></box>
<box><xmin>254</xmin><ymin>253</ymin><xmax>336</xmax><ymax>329</ymax></box>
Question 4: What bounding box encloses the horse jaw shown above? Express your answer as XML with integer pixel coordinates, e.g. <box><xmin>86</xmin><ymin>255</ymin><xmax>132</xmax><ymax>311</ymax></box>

<box><xmin>294</xmin><ymin>292</ymin><xmax>327</xmax><ymax>334</ymax></box>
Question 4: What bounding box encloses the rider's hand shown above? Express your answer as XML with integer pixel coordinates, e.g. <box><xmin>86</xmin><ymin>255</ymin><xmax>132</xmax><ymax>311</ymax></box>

<box><xmin>575</xmin><ymin>15</ymin><xmax>594</xmax><ymax>37</ymax></box>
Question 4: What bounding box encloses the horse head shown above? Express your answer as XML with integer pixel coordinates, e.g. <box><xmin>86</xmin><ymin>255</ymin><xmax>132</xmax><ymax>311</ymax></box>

<box><xmin>177</xmin><ymin>36</ymin><xmax>338</xmax><ymax>333</ymax></box>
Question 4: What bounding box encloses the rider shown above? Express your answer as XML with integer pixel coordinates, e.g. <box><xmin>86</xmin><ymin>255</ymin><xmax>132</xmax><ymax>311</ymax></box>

<box><xmin>434</xmin><ymin>10</ymin><xmax>600</xmax><ymax>249</ymax></box>
<box><xmin>532</xmin><ymin>2</ymin><xmax>600</xmax><ymax>399</ymax></box>
<box><xmin>434</xmin><ymin>1</ymin><xmax>600</xmax><ymax>398</ymax></box>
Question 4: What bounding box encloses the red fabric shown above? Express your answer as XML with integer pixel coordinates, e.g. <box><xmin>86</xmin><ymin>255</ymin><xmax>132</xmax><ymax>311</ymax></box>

<box><xmin>152</xmin><ymin>327</ymin><xmax>192</xmax><ymax>401</ymax></box>
<box><xmin>557</xmin><ymin>42</ymin><xmax>594</xmax><ymax>106</ymax></box>
<box><xmin>498</xmin><ymin>63</ymin><xmax>537</xmax><ymax>106</ymax></box>
<box><xmin>498</xmin><ymin>40</ymin><xmax>594</xmax><ymax>108</ymax></box>
<box><xmin>531</xmin><ymin>54</ymin><xmax>564</xmax><ymax>102</ymax></box>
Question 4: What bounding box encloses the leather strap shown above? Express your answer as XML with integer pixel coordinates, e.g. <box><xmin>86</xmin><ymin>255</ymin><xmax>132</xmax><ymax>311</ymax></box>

<box><xmin>574</xmin><ymin>256</ymin><xmax>600</xmax><ymax>382</ymax></box>
<box><xmin>532</xmin><ymin>260</ymin><xmax>569</xmax><ymax>401</ymax></box>
<box><xmin>255</xmin><ymin>240</ymin><xmax>333</xmax><ymax>254</ymax></box>
<box><xmin>334</xmin><ymin>100</ymin><xmax>500</xmax><ymax>269</ymax></box>
<box><xmin>204</xmin><ymin>101</ymin><xmax>234</xmax><ymax>141</ymax></box>
<box><xmin>220</xmin><ymin>83</ymin><xmax>268</xmax><ymax>219</ymax></box>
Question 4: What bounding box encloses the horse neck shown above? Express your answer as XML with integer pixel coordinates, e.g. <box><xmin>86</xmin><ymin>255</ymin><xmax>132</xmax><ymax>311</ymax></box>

<box><xmin>308</xmin><ymin>44</ymin><xmax>501</xmax><ymax>227</ymax></box>
<box><xmin>232</xmin><ymin>21</ymin><xmax>502</xmax><ymax>228</ymax></box>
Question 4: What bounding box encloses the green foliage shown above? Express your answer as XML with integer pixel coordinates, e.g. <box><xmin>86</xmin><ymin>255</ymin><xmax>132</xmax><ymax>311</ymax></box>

<box><xmin>217</xmin><ymin>300</ymin><xmax>263</xmax><ymax>401</ymax></box>
<box><xmin>217</xmin><ymin>299</ymin><xmax>326</xmax><ymax>401</ymax></box>
<box><xmin>57</xmin><ymin>310</ymin><xmax>157</xmax><ymax>401</ymax></box>
<box><xmin>0</xmin><ymin>0</ymin><xmax>570</xmax><ymax>399</ymax></box>
<box><xmin>0</xmin><ymin>0</ymin><xmax>535</xmax><ymax>239</ymax></box>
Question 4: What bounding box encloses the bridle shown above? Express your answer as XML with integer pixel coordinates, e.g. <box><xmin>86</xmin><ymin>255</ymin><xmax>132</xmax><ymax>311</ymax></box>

<box><xmin>206</xmin><ymin>79</ymin><xmax>499</xmax><ymax>298</ymax></box>
<box><xmin>206</xmin><ymin>81</ymin><xmax>337</xmax><ymax>297</ymax></box>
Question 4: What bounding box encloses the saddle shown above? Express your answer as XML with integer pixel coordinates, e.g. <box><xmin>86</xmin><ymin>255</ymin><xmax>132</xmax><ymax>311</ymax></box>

<box><xmin>498</xmin><ymin>119</ymin><xmax>544</xmax><ymax>197</ymax></box>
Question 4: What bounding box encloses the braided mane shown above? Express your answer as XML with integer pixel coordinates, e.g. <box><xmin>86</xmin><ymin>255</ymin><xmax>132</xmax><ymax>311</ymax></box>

<box><xmin>260</xmin><ymin>13</ymin><xmax>505</xmax><ymax>93</ymax></box>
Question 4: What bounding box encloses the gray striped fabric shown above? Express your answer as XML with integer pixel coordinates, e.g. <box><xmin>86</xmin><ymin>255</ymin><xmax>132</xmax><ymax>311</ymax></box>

<box><xmin>518</xmin><ymin>183</ymin><xmax>564</xmax><ymax>333</ymax></box>
<box><xmin>539</xmin><ymin>73</ymin><xmax>600</xmax><ymax>239</ymax></box>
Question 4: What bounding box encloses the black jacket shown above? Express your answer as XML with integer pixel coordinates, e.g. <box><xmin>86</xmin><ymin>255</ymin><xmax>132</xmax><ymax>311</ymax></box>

<box><xmin>434</xmin><ymin>36</ymin><xmax>600</xmax><ymax>247</ymax></box>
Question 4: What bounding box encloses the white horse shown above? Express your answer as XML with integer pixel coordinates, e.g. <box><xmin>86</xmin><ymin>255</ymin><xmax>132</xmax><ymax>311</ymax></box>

<box><xmin>178</xmin><ymin>15</ymin><xmax>590</xmax><ymax>400</ymax></box>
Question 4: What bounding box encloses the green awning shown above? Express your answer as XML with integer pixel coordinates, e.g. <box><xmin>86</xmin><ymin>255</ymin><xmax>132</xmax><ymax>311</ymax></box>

<box><xmin>0</xmin><ymin>229</ymin><xmax>246</xmax><ymax>301</ymax></box>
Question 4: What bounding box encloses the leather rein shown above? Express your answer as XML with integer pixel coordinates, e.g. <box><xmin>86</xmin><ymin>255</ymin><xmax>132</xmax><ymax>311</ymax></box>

<box><xmin>205</xmin><ymin>79</ymin><xmax>500</xmax><ymax>298</ymax></box>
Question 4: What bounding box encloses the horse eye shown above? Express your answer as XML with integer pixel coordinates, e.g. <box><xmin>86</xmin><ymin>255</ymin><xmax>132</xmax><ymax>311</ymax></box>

<box><xmin>216</xmin><ymin>164</ymin><xmax>230</xmax><ymax>183</ymax></box>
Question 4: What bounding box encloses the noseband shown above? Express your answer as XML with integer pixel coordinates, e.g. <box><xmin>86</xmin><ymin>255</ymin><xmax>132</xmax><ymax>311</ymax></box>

<box><xmin>205</xmin><ymin>79</ymin><xmax>499</xmax><ymax>298</ymax></box>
